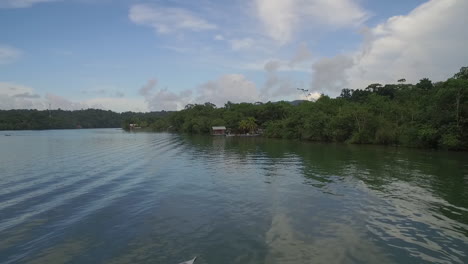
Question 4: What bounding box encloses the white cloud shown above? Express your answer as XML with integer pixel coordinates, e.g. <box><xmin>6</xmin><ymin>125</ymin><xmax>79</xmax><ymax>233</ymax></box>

<box><xmin>0</xmin><ymin>82</ymin><xmax>33</xmax><ymax>96</ymax></box>
<box><xmin>84</xmin><ymin>97</ymin><xmax>148</xmax><ymax>113</ymax></box>
<box><xmin>348</xmin><ymin>0</ymin><xmax>468</xmax><ymax>88</ymax></box>
<box><xmin>214</xmin><ymin>34</ymin><xmax>225</xmax><ymax>41</ymax></box>
<box><xmin>255</xmin><ymin>0</ymin><xmax>368</xmax><ymax>44</ymax></box>
<box><xmin>45</xmin><ymin>93</ymin><xmax>89</xmax><ymax>110</ymax></box>
<box><xmin>139</xmin><ymin>79</ymin><xmax>193</xmax><ymax>111</ymax></box>
<box><xmin>261</xmin><ymin>60</ymin><xmax>296</xmax><ymax>100</ymax></box>
<box><xmin>129</xmin><ymin>4</ymin><xmax>217</xmax><ymax>34</ymax></box>
<box><xmin>44</xmin><ymin>94</ymin><xmax>148</xmax><ymax>112</ymax></box>
<box><xmin>0</xmin><ymin>95</ymin><xmax>43</xmax><ymax>110</ymax></box>
<box><xmin>311</xmin><ymin>54</ymin><xmax>354</xmax><ymax>95</ymax></box>
<box><xmin>0</xmin><ymin>83</ymin><xmax>90</xmax><ymax>111</ymax></box>
<box><xmin>0</xmin><ymin>0</ymin><xmax>59</xmax><ymax>8</ymax></box>
<box><xmin>255</xmin><ymin>0</ymin><xmax>297</xmax><ymax>44</ymax></box>
<box><xmin>246</xmin><ymin>44</ymin><xmax>313</xmax><ymax>101</ymax></box>
<box><xmin>146</xmin><ymin>88</ymin><xmax>193</xmax><ymax>111</ymax></box>
<box><xmin>44</xmin><ymin>94</ymin><xmax>147</xmax><ymax>112</ymax></box>
<box><xmin>138</xmin><ymin>73</ymin><xmax>306</xmax><ymax>111</ymax></box>
<box><xmin>230</xmin><ymin>38</ymin><xmax>255</xmax><ymax>51</ymax></box>
<box><xmin>138</xmin><ymin>75</ymin><xmax>260</xmax><ymax>110</ymax></box>
<box><xmin>289</xmin><ymin>42</ymin><xmax>312</xmax><ymax>68</ymax></box>
<box><xmin>139</xmin><ymin>79</ymin><xmax>157</xmax><ymax>96</ymax></box>
<box><xmin>0</xmin><ymin>82</ymin><xmax>44</xmax><ymax>110</ymax></box>
<box><xmin>241</xmin><ymin>43</ymin><xmax>313</xmax><ymax>72</ymax></box>
<box><xmin>0</xmin><ymin>82</ymin><xmax>146</xmax><ymax>112</ymax></box>
<box><xmin>307</xmin><ymin>92</ymin><xmax>322</xmax><ymax>101</ymax></box>
<box><xmin>0</xmin><ymin>45</ymin><xmax>21</xmax><ymax>64</ymax></box>
<box><xmin>196</xmin><ymin>74</ymin><xmax>260</xmax><ymax>106</ymax></box>
<box><xmin>264</xmin><ymin>60</ymin><xmax>283</xmax><ymax>72</ymax></box>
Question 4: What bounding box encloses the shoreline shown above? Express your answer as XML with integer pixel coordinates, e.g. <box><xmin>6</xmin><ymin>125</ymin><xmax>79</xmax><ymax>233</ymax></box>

<box><xmin>1</xmin><ymin>127</ymin><xmax>466</xmax><ymax>152</ymax></box>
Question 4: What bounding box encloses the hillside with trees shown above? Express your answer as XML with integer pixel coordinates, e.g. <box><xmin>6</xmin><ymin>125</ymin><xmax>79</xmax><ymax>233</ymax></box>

<box><xmin>126</xmin><ymin>67</ymin><xmax>468</xmax><ymax>150</ymax></box>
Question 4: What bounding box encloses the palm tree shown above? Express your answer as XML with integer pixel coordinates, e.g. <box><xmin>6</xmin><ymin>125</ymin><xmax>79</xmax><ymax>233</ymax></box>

<box><xmin>239</xmin><ymin>117</ymin><xmax>257</xmax><ymax>134</ymax></box>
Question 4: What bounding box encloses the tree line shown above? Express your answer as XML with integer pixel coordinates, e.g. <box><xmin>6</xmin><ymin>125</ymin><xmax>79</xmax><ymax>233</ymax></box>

<box><xmin>0</xmin><ymin>109</ymin><xmax>169</xmax><ymax>130</ymax></box>
<box><xmin>125</xmin><ymin>67</ymin><xmax>468</xmax><ymax>150</ymax></box>
<box><xmin>1</xmin><ymin>67</ymin><xmax>466</xmax><ymax>150</ymax></box>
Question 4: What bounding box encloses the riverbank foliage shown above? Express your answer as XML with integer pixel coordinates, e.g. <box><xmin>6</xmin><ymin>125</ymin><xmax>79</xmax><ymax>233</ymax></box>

<box><xmin>125</xmin><ymin>67</ymin><xmax>468</xmax><ymax>150</ymax></box>
<box><xmin>1</xmin><ymin>68</ymin><xmax>466</xmax><ymax>150</ymax></box>
<box><xmin>0</xmin><ymin>109</ymin><xmax>169</xmax><ymax>130</ymax></box>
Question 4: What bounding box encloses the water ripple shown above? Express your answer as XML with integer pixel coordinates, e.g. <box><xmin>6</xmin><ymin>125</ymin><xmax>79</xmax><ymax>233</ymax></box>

<box><xmin>1</xmin><ymin>131</ymin><xmax>467</xmax><ymax>264</ymax></box>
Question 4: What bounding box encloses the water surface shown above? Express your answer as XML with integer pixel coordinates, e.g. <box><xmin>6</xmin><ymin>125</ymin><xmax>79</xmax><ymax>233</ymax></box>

<box><xmin>0</xmin><ymin>129</ymin><xmax>467</xmax><ymax>263</ymax></box>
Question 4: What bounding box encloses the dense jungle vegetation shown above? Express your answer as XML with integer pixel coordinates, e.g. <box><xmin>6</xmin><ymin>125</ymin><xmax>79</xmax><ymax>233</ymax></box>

<box><xmin>1</xmin><ymin>67</ymin><xmax>467</xmax><ymax>150</ymax></box>
<box><xmin>124</xmin><ymin>67</ymin><xmax>468</xmax><ymax>150</ymax></box>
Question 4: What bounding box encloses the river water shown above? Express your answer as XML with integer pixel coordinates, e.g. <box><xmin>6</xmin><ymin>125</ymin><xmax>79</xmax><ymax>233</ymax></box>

<box><xmin>0</xmin><ymin>129</ymin><xmax>467</xmax><ymax>264</ymax></box>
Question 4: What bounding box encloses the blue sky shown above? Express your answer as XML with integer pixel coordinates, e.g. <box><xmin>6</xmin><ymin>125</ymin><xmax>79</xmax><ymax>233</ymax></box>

<box><xmin>0</xmin><ymin>0</ymin><xmax>466</xmax><ymax>112</ymax></box>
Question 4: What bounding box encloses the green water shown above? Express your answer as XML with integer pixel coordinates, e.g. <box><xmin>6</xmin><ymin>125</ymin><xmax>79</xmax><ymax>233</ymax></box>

<box><xmin>0</xmin><ymin>129</ymin><xmax>467</xmax><ymax>263</ymax></box>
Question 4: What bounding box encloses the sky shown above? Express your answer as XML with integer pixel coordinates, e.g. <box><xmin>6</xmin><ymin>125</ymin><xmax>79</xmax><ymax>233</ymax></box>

<box><xmin>0</xmin><ymin>0</ymin><xmax>467</xmax><ymax>112</ymax></box>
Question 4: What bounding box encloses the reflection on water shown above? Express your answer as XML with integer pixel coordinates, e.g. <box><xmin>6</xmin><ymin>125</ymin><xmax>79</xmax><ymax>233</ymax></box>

<box><xmin>0</xmin><ymin>130</ymin><xmax>467</xmax><ymax>263</ymax></box>
<box><xmin>264</xmin><ymin>213</ymin><xmax>390</xmax><ymax>264</ymax></box>
<box><xmin>26</xmin><ymin>238</ymin><xmax>88</xmax><ymax>264</ymax></box>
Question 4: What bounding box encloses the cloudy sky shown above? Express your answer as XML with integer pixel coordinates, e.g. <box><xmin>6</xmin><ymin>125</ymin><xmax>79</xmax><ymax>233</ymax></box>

<box><xmin>1</xmin><ymin>0</ymin><xmax>467</xmax><ymax>112</ymax></box>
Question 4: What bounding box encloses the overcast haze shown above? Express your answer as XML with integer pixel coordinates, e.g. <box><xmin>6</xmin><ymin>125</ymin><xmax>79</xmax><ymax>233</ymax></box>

<box><xmin>1</xmin><ymin>0</ymin><xmax>467</xmax><ymax>112</ymax></box>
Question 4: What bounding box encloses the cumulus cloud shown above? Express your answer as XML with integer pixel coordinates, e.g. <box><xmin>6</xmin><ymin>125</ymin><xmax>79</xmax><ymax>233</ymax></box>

<box><xmin>146</xmin><ymin>89</ymin><xmax>193</xmax><ymax>111</ymax></box>
<box><xmin>255</xmin><ymin>0</ymin><xmax>367</xmax><ymax>44</ymax></box>
<box><xmin>287</xmin><ymin>0</ymin><xmax>468</xmax><ymax>97</ymax></box>
<box><xmin>0</xmin><ymin>82</ymin><xmax>44</xmax><ymax>110</ymax></box>
<box><xmin>0</xmin><ymin>82</ymin><xmax>33</xmax><ymax>96</ymax></box>
<box><xmin>289</xmin><ymin>42</ymin><xmax>312</xmax><ymax>68</ymax></box>
<box><xmin>129</xmin><ymin>4</ymin><xmax>217</xmax><ymax>34</ymax></box>
<box><xmin>348</xmin><ymin>0</ymin><xmax>468</xmax><ymax>88</ymax></box>
<box><xmin>0</xmin><ymin>95</ymin><xmax>44</xmax><ymax>110</ymax></box>
<box><xmin>0</xmin><ymin>0</ymin><xmax>59</xmax><ymax>8</ymax></box>
<box><xmin>138</xmin><ymin>75</ymin><xmax>261</xmax><ymax>110</ymax></box>
<box><xmin>0</xmin><ymin>45</ymin><xmax>21</xmax><ymax>64</ymax></box>
<box><xmin>261</xmin><ymin>60</ymin><xmax>296</xmax><ymax>100</ymax></box>
<box><xmin>0</xmin><ymin>82</ymin><xmax>144</xmax><ymax>112</ymax></box>
<box><xmin>138</xmin><ymin>72</ymin><xmax>305</xmax><ymax>110</ymax></box>
<box><xmin>263</xmin><ymin>60</ymin><xmax>282</xmax><ymax>88</ymax></box>
<box><xmin>138</xmin><ymin>79</ymin><xmax>157</xmax><ymax>96</ymax></box>
<box><xmin>44</xmin><ymin>95</ymin><xmax>146</xmax><ymax>113</ymax></box>
<box><xmin>241</xmin><ymin>42</ymin><xmax>312</xmax><ymax>72</ymax></box>
<box><xmin>84</xmin><ymin>97</ymin><xmax>148</xmax><ymax>112</ymax></box>
<box><xmin>264</xmin><ymin>60</ymin><xmax>283</xmax><ymax>72</ymax></box>
<box><xmin>259</xmin><ymin>44</ymin><xmax>313</xmax><ymax>100</ymax></box>
<box><xmin>196</xmin><ymin>74</ymin><xmax>260</xmax><ymax>106</ymax></box>
<box><xmin>308</xmin><ymin>92</ymin><xmax>322</xmax><ymax>101</ymax></box>
<box><xmin>311</xmin><ymin>54</ymin><xmax>354</xmax><ymax>95</ymax></box>
<box><xmin>45</xmin><ymin>93</ymin><xmax>89</xmax><ymax>110</ymax></box>
<box><xmin>138</xmin><ymin>79</ymin><xmax>192</xmax><ymax>111</ymax></box>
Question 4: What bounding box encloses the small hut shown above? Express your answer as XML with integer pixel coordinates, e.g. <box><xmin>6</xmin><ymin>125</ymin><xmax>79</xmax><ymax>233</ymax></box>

<box><xmin>211</xmin><ymin>126</ymin><xmax>226</xmax><ymax>136</ymax></box>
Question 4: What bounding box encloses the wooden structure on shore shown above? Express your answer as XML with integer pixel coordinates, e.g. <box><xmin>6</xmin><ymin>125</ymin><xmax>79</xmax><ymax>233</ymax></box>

<box><xmin>211</xmin><ymin>126</ymin><xmax>226</xmax><ymax>135</ymax></box>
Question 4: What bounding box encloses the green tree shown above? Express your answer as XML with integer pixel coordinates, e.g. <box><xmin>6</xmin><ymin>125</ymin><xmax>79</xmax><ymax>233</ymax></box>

<box><xmin>454</xmin><ymin>66</ymin><xmax>468</xmax><ymax>80</ymax></box>
<box><xmin>416</xmin><ymin>78</ymin><xmax>433</xmax><ymax>90</ymax></box>
<box><xmin>239</xmin><ymin>117</ymin><xmax>257</xmax><ymax>134</ymax></box>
